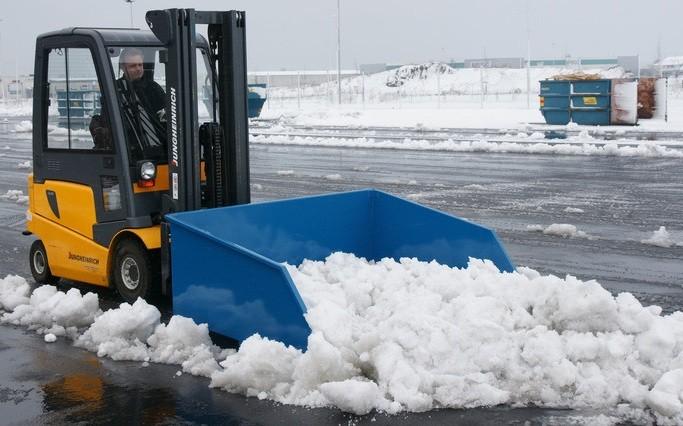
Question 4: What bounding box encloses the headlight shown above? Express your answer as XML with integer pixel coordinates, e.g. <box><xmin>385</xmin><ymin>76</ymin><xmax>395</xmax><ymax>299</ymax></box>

<box><xmin>140</xmin><ymin>161</ymin><xmax>156</xmax><ymax>180</ymax></box>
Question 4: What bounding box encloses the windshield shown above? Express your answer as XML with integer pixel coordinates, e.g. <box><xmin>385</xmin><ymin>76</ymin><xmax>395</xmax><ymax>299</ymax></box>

<box><xmin>107</xmin><ymin>46</ymin><xmax>215</xmax><ymax>164</ymax></box>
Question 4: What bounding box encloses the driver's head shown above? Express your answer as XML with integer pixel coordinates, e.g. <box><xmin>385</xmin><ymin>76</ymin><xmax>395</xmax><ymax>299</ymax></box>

<box><xmin>119</xmin><ymin>48</ymin><xmax>144</xmax><ymax>81</ymax></box>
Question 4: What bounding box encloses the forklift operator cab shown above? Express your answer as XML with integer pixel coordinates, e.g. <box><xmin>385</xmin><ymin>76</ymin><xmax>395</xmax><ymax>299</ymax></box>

<box><xmin>26</xmin><ymin>10</ymin><xmax>251</xmax><ymax>303</ymax></box>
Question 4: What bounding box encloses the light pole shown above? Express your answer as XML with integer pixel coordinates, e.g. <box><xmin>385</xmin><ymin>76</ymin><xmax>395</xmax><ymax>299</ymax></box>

<box><xmin>125</xmin><ymin>0</ymin><xmax>134</xmax><ymax>27</ymax></box>
<box><xmin>336</xmin><ymin>0</ymin><xmax>341</xmax><ymax>105</ymax></box>
<box><xmin>525</xmin><ymin>0</ymin><xmax>531</xmax><ymax>109</ymax></box>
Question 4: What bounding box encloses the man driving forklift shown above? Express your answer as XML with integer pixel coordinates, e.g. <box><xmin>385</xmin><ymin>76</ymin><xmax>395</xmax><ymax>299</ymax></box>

<box><xmin>89</xmin><ymin>48</ymin><xmax>166</xmax><ymax>153</ymax></box>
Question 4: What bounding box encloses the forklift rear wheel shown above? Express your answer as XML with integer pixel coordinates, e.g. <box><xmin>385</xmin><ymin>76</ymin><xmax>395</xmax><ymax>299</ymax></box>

<box><xmin>29</xmin><ymin>240</ymin><xmax>59</xmax><ymax>285</ymax></box>
<box><xmin>114</xmin><ymin>239</ymin><xmax>152</xmax><ymax>303</ymax></box>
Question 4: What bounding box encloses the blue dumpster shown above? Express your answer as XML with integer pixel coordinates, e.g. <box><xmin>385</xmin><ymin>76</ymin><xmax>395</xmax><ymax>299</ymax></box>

<box><xmin>539</xmin><ymin>79</ymin><xmax>612</xmax><ymax>126</ymax></box>
<box><xmin>540</xmin><ymin>80</ymin><xmax>571</xmax><ymax>124</ymax></box>
<box><xmin>165</xmin><ymin>189</ymin><xmax>514</xmax><ymax>349</ymax></box>
<box><xmin>247</xmin><ymin>83</ymin><xmax>267</xmax><ymax>118</ymax></box>
<box><xmin>570</xmin><ymin>79</ymin><xmax>611</xmax><ymax>125</ymax></box>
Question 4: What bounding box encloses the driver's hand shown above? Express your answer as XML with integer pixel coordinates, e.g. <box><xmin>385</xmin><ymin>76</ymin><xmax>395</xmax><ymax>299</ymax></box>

<box><xmin>157</xmin><ymin>109</ymin><xmax>166</xmax><ymax>123</ymax></box>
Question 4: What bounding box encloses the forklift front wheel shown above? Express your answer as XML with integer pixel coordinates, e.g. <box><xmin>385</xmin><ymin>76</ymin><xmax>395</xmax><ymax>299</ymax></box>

<box><xmin>113</xmin><ymin>239</ymin><xmax>152</xmax><ymax>303</ymax></box>
<box><xmin>29</xmin><ymin>240</ymin><xmax>59</xmax><ymax>285</ymax></box>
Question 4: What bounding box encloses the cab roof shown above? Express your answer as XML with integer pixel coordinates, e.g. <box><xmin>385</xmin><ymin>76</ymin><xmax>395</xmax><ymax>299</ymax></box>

<box><xmin>38</xmin><ymin>27</ymin><xmax>210</xmax><ymax>47</ymax></box>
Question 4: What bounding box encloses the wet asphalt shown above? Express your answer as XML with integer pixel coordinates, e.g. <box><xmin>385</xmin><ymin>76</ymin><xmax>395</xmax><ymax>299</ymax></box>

<box><xmin>0</xmin><ymin>116</ymin><xmax>679</xmax><ymax>425</ymax></box>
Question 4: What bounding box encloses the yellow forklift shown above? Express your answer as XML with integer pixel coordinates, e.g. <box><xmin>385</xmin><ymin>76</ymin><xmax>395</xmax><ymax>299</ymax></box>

<box><xmin>25</xmin><ymin>9</ymin><xmax>251</xmax><ymax>302</ymax></box>
<box><xmin>23</xmin><ymin>9</ymin><xmax>515</xmax><ymax>349</ymax></box>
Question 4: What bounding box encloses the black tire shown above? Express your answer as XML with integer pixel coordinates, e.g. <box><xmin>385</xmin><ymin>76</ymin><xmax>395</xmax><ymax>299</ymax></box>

<box><xmin>113</xmin><ymin>239</ymin><xmax>155</xmax><ymax>303</ymax></box>
<box><xmin>29</xmin><ymin>240</ymin><xmax>59</xmax><ymax>285</ymax></box>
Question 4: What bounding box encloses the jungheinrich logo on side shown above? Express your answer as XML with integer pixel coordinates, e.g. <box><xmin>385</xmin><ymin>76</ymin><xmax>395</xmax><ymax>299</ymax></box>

<box><xmin>170</xmin><ymin>87</ymin><xmax>179</xmax><ymax>168</ymax></box>
<box><xmin>68</xmin><ymin>252</ymin><xmax>99</xmax><ymax>265</ymax></box>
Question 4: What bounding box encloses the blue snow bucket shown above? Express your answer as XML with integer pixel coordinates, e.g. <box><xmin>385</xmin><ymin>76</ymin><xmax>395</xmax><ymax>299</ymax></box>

<box><xmin>165</xmin><ymin>189</ymin><xmax>515</xmax><ymax>349</ymax></box>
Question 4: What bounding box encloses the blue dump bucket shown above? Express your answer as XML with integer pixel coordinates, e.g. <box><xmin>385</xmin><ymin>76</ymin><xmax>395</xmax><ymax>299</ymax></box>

<box><xmin>247</xmin><ymin>83</ymin><xmax>267</xmax><ymax>118</ymax></box>
<box><xmin>165</xmin><ymin>189</ymin><xmax>514</xmax><ymax>349</ymax></box>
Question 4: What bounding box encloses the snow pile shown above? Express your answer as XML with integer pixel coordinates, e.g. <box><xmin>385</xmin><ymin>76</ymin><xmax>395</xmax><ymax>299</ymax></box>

<box><xmin>74</xmin><ymin>299</ymin><xmax>225</xmax><ymax>376</ymax></box>
<box><xmin>251</xmin><ymin>134</ymin><xmax>683</xmax><ymax>159</ymax></box>
<box><xmin>0</xmin><ymin>100</ymin><xmax>33</xmax><ymax>117</ymax></box>
<box><xmin>385</xmin><ymin>63</ymin><xmax>453</xmax><ymax>88</ymax></box>
<box><xmin>1</xmin><ymin>284</ymin><xmax>100</xmax><ymax>339</ymax></box>
<box><xmin>213</xmin><ymin>254</ymin><xmax>683</xmax><ymax>421</ymax></box>
<box><xmin>271</xmin><ymin>64</ymin><xmax>625</xmax><ymax>99</ymax></box>
<box><xmin>641</xmin><ymin>226</ymin><xmax>678</xmax><ymax>248</ymax></box>
<box><xmin>527</xmin><ymin>223</ymin><xmax>592</xmax><ymax>239</ymax></box>
<box><xmin>13</xmin><ymin>120</ymin><xmax>32</xmax><ymax>133</ymax></box>
<box><xmin>0</xmin><ymin>275</ymin><xmax>30</xmax><ymax>311</ymax></box>
<box><xmin>0</xmin><ymin>190</ymin><xmax>29</xmax><ymax>205</ymax></box>
<box><xmin>17</xmin><ymin>160</ymin><xmax>32</xmax><ymax>169</ymax></box>
<box><xmin>647</xmin><ymin>370</ymin><xmax>683</xmax><ymax>417</ymax></box>
<box><xmin>2</xmin><ymin>253</ymin><xmax>683</xmax><ymax>422</ymax></box>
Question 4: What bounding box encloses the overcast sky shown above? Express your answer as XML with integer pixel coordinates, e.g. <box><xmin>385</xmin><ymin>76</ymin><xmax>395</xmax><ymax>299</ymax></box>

<box><xmin>2</xmin><ymin>0</ymin><xmax>682</xmax><ymax>75</ymax></box>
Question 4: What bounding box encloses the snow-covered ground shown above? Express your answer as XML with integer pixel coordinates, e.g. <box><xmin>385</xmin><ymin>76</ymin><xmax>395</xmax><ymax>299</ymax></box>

<box><xmin>251</xmin><ymin>132</ymin><xmax>683</xmax><ymax>158</ymax></box>
<box><xmin>259</xmin><ymin>64</ymin><xmax>683</xmax><ymax>133</ymax></box>
<box><xmin>0</xmin><ymin>99</ymin><xmax>32</xmax><ymax>117</ymax></box>
<box><xmin>1</xmin><ymin>253</ymin><xmax>683</xmax><ymax>423</ymax></box>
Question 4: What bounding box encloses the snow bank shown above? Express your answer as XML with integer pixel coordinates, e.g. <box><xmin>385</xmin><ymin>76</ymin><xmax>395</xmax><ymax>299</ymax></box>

<box><xmin>0</xmin><ymin>275</ymin><xmax>30</xmax><ymax>311</ymax></box>
<box><xmin>74</xmin><ymin>299</ymin><xmax>224</xmax><ymax>376</ymax></box>
<box><xmin>0</xmin><ymin>190</ymin><xmax>29</xmax><ymax>205</ymax></box>
<box><xmin>251</xmin><ymin>134</ymin><xmax>683</xmax><ymax>158</ymax></box>
<box><xmin>14</xmin><ymin>120</ymin><xmax>32</xmax><ymax>133</ymax></box>
<box><xmin>0</xmin><ymin>100</ymin><xmax>32</xmax><ymax>117</ymax></box>
<box><xmin>527</xmin><ymin>223</ymin><xmax>592</xmax><ymax>239</ymax></box>
<box><xmin>0</xmin><ymin>277</ymin><xmax>225</xmax><ymax>376</ymax></box>
<box><xmin>641</xmin><ymin>226</ymin><xmax>678</xmax><ymax>248</ymax></box>
<box><xmin>271</xmin><ymin>64</ymin><xmax>624</xmax><ymax>99</ymax></box>
<box><xmin>2</xmin><ymin>252</ymin><xmax>683</xmax><ymax>423</ymax></box>
<box><xmin>1</xmin><ymin>284</ymin><xmax>100</xmax><ymax>339</ymax></box>
<box><xmin>209</xmin><ymin>254</ymin><xmax>683</xmax><ymax>421</ymax></box>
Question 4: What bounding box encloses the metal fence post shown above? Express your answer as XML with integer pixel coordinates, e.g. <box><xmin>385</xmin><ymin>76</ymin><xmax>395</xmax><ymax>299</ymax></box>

<box><xmin>297</xmin><ymin>72</ymin><xmax>301</xmax><ymax>110</ymax></box>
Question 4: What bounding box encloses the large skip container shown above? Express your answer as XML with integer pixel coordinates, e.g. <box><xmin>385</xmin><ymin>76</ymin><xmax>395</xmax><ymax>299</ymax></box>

<box><xmin>247</xmin><ymin>83</ymin><xmax>267</xmax><ymax>118</ymax></box>
<box><xmin>540</xmin><ymin>79</ymin><xmax>618</xmax><ymax>126</ymax></box>
<box><xmin>165</xmin><ymin>189</ymin><xmax>514</xmax><ymax>349</ymax></box>
<box><xmin>539</xmin><ymin>80</ymin><xmax>571</xmax><ymax>124</ymax></box>
<box><xmin>570</xmin><ymin>79</ymin><xmax>611</xmax><ymax>125</ymax></box>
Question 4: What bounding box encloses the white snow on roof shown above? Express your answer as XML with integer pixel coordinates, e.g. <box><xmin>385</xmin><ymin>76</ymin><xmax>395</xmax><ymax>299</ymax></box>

<box><xmin>659</xmin><ymin>56</ymin><xmax>683</xmax><ymax>67</ymax></box>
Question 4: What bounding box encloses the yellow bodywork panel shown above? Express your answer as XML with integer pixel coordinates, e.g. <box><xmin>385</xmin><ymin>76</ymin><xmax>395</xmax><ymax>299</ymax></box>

<box><xmin>32</xmin><ymin>180</ymin><xmax>97</xmax><ymax>239</ymax></box>
<box><xmin>27</xmin><ymin>176</ymin><xmax>161</xmax><ymax>287</ymax></box>
<box><xmin>27</xmin><ymin>213</ymin><xmax>110</xmax><ymax>286</ymax></box>
<box><xmin>116</xmin><ymin>226</ymin><xmax>161</xmax><ymax>250</ymax></box>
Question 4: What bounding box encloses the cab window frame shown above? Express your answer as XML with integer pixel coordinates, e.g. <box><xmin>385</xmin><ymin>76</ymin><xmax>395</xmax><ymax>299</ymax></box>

<box><xmin>42</xmin><ymin>43</ymin><xmax>115</xmax><ymax>155</ymax></box>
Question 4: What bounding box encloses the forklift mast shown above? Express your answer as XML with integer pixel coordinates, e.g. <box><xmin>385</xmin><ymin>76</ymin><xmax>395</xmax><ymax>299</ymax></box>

<box><xmin>145</xmin><ymin>9</ymin><xmax>251</xmax><ymax>214</ymax></box>
<box><xmin>145</xmin><ymin>9</ymin><xmax>251</xmax><ymax>295</ymax></box>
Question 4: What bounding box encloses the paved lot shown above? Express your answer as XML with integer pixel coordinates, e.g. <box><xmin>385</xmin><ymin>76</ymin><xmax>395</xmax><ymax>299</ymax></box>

<box><xmin>0</xmin><ymin>116</ymin><xmax>680</xmax><ymax>424</ymax></box>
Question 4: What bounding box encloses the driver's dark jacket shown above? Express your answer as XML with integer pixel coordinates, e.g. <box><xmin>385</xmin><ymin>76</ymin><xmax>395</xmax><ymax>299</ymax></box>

<box><xmin>89</xmin><ymin>77</ymin><xmax>166</xmax><ymax>153</ymax></box>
